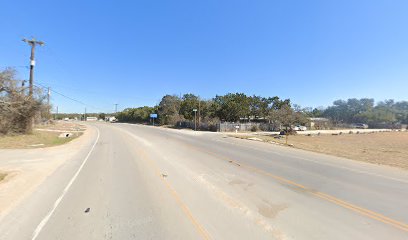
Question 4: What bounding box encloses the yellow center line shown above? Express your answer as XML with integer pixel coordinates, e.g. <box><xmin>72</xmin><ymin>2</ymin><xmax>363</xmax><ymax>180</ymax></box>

<box><xmin>314</xmin><ymin>191</ymin><xmax>408</xmax><ymax>231</ymax></box>
<box><xmin>120</xmin><ymin>129</ymin><xmax>212</xmax><ymax>240</ymax></box>
<box><xmin>119</xmin><ymin>127</ymin><xmax>408</xmax><ymax>233</ymax></box>
<box><xmin>181</xmin><ymin>140</ymin><xmax>408</xmax><ymax>233</ymax></box>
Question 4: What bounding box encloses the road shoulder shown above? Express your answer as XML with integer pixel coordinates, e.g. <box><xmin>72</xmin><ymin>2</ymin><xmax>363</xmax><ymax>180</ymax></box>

<box><xmin>0</xmin><ymin>125</ymin><xmax>96</xmax><ymax>218</ymax></box>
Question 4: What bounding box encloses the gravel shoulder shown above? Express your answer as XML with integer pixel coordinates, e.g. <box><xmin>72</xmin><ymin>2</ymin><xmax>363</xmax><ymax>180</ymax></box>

<box><xmin>0</xmin><ymin>124</ymin><xmax>95</xmax><ymax>218</ymax></box>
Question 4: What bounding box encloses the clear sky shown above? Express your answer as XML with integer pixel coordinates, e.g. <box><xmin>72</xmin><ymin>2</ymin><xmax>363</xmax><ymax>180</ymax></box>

<box><xmin>1</xmin><ymin>0</ymin><xmax>408</xmax><ymax>113</ymax></box>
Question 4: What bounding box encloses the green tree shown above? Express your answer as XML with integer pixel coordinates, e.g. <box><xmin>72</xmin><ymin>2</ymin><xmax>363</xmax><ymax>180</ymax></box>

<box><xmin>158</xmin><ymin>95</ymin><xmax>182</xmax><ymax>125</ymax></box>
<box><xmin>116</xmin><ymin>106</ymin><xmax>156</xmax><ymax>123</ymax></box>
<box><xmin>269</xmin><ymin>103</ymin><xmax>308</xmax><ymax>131</ymax></box>
<box><xmin>98</xmin><ymin>113</ymin><xmax>106</xmax><ymax>120</ymax></box>
<box><xmin>213</xmin><ymin>93</ymin><xmax>250</xmax><ymax>122</ymax></box>
<box><xmin>248</xmin><ymin>95</ymin><xmax>262</xmax><ymax>119</ymax></box>
<box><xmin>179</xmin><ymin>93</ymin><xmax>199</xmax><ymax>120</ymax></box>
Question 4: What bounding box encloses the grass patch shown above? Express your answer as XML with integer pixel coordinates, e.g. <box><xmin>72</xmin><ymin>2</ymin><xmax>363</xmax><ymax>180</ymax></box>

<box><xmin>0</xmin><ymin>130</ymin><xmax>82</xmax><ymax>149</ymax></box>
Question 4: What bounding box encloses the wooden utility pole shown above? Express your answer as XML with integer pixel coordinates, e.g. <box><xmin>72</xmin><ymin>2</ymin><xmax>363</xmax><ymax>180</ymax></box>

<box><xmin>47</xmin><ymin>87</ymin><xmax>50</xmax><ymax>105</ymax></box>
<box><xmin>22</xmin><ymin>38</ymin><xmax>44</xmax><ymax>97</ymax></box>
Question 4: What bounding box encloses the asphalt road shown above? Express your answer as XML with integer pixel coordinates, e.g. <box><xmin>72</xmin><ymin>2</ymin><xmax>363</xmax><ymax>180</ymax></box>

<box><xmin>1</xmin><ymin>123</ymin><xmax>408</xmax><ymax>240</ymax></box>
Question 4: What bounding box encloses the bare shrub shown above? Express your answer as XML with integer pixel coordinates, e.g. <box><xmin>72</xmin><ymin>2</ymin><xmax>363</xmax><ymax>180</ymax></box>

<box><xmin>251</xmin><ymin>125</ymin><xmax>259</xmax><ymax>132</ymax></box>
<box><xmin>0</xmin><ymin>68</ymin><xmax>45</xmax><ymax>135</ymax></box>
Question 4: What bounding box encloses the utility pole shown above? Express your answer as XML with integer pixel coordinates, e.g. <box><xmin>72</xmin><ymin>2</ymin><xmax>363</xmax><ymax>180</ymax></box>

<box><xmin>47</xmin><ymin>87</ymin><xmax>50</xmax><ymax>105</ymax></box>
<box><xmin>56</xmin><ymin>106</ymin><xmax>58</xmax><ymax>120</ymax></box>
<box><xmin>114</xmin><ymin>103</ymin><xmax>118</xmax><ymax>114</ymax></box>
<box><xmin>198</xmin><ymin>98</ymin><xmax>201</xmax><ymax>128</ymax></box>
<box><xmin>47</xmin><ymin>87</ymin><xmax>51</xmax><ymax>117</ymax></box>
<box><xmin>22</xmin><ymin>38</ymin><xmax>44</xmax><ymax>98</ymax></box>
<box><xmin>84</xmin><ymin>108</ymin><xmax>87</xmax><ymax>121</ymax></box>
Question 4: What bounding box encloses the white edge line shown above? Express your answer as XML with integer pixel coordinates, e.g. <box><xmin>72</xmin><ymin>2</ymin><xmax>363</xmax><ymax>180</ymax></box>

<box><xmin>31</xmin><ymin>127</ymin><xmax>100</xmax><ymax>240</ymax></box>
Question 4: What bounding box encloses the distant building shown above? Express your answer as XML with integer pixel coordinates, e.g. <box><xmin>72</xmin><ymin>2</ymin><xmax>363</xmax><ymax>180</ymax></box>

<box><xmin>105</xmin><ymin>116</ymin><xmax>117</xmax><ymax>122</ymax></box>
<box><xmin>86</xmin><ymin>117</ymin><xmax>98</xmax><ymax>121</ymax></box>
<box><xmin>308</xmin><ymin>117</ymin><xmax>330</xmax><ymax>129</ymax></box>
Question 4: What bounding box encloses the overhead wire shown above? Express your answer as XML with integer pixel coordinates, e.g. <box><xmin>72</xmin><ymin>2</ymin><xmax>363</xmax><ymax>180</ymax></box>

<box><xmin>13</xmin><ymin>44</ymin><xmax>157</xmax><ymax>113</ymax></box>
<box><xmin>41</xmin><ymin>45</ymin><xmax>158</xmax><ymax>101</ymax></box>
<box><xmin>34</xmin><ymin>82</ymin><xmax>106</xmax><ymax>112</ymax></box>
<box><xmin>0</xmin><ymin>66</ymin><xmax>29</xmax><ymax>69</ymax></box>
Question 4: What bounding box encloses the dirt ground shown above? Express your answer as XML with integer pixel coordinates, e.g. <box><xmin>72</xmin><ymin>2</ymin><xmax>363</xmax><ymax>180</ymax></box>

<box><xmin>0</xmin><ymin>123</ymin><xmax>92</xmax><ymax>216</ymax></box>
<box><xmin>233</xmin><ymin>131</ymin><xmax>408</xmax><ymax>170</ymax></box>
<box><xmin>0</xmin><ymin>121</ymin><xmax>85</xmax><ymax>149</ymax></box>
<box><xmin>35</xmin><ymin>121</ymin><xmax>86</xmax><ymax>132</ymax></box>
<box><xmin>0</xmin><ymin>172</ymin><xmax>6</xmax><ymax>182</ymax></box>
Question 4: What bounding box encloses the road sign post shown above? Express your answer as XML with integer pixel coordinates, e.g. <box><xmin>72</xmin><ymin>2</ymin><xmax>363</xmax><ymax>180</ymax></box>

<box><xmin>193</xmin><ymin>109</ymin><xmax>198</xmax><ymax>131</ymax></box>
<box><xmin>150</xmin><ymin>113</ymin><xmax>158</xmax><ymax>126</ymax></box>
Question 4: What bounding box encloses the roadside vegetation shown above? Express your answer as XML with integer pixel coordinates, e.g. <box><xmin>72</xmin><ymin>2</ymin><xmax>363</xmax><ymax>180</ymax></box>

<box><xmin>116</xmin><ymin>93</ymin><xmax>408</xmax><ymax>131</ymax></box>
<box><xmin>0</xmin><ymin>68</ymin><xmax>50</xmax><ymax>135</ymax></box>
<box><xmin>117</xmin><ymin>93</ymin><xmax>308</xmax><ymax>131</ymax></box>
<box><xmin>0</xmin><ymin>68</ymin><xmax>83</xmax><ymax>149</ymax></box>
<box><xmin>317</xmin><ymin>98</ymin><xmax>408</xmax><ymax>129</ymax></box>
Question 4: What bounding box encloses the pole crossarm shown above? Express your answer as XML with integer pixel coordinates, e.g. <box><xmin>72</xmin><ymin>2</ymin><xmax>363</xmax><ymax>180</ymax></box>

<box><xmin>22</xmin><ymin>38</ymin><xmax>45</xmax><ymax>46</ymax></box>
<box><xmin>22</xmin><ymin>38</ymin><xmax>45</xmax><ymax>98</ymax></box>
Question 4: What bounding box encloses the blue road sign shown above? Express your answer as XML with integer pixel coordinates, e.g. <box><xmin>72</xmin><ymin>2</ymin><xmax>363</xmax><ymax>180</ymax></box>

<box><xmin>150</xmin><ymin>113</ymin><xmax>158</xmax><ymax>118</ymax></box>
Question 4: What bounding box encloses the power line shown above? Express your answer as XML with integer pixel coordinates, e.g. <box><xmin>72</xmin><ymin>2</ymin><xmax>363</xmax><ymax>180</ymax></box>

<box><xmin>34</xmin><ymin>83</ymin><xmax>105</xmax><ymax>112</ymax></box>
<box><xmin>0</xmin><ymin>66</ymin><xmax>29</xmax><ymax>69</ymax></box>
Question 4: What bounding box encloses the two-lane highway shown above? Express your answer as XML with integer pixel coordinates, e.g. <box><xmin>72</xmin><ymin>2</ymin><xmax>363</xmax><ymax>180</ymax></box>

<box><xmin>1</xmin><ymin>122</ymin><xmax>408</xmax><ymax>239</ymax></box>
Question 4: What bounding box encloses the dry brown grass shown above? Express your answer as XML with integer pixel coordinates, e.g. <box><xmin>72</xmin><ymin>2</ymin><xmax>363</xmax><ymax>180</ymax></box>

<box><xmin>35</xmin><ymin>121</ymin><xmax>86</xmax><ymax>131</ymax></box>
<box><xmin>0</xmin><ymin>130</ymin><xmax>81</xmax><ymax>149</ymax></box>
<box><xmin>234</xmin><ymin>131</ymin><xmax>408</xmax><ymax>169</ymax></box>
<box><xmin>0</xmin><ymin>122</ymin><xmax>83</xmax><ymax>149</ymax></box>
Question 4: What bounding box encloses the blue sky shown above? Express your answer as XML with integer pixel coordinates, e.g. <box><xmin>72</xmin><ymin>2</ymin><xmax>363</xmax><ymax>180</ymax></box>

<box><xmin>1</xmin><ymin>0</ymin><xmax>408</xmax><ymax>113</ymax></box>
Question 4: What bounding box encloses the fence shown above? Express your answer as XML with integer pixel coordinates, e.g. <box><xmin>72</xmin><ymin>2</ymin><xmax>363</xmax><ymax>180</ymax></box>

<box><xmin>176</xmin><ymin>121</ymin><xmax>283</xmax><ymax>132</ymax></box>
<box><xmin>176</xmin><ymin>121</ymin><xmax>218</xmax><ymax>132</ymax></box>
<box><xmin>217</xmin><ymin>122</ymin><xmax>278</xmax><ymax>132</ymax></box>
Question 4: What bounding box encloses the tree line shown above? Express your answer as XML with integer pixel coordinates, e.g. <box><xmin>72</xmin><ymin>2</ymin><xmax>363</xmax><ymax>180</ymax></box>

<box><xmin>117</xmin><ymin>93</ymin><xmax>308</xmax><ymax>130</ymax></box>
<box><xmin>118</xmin><ymin>95</ymin><xmax>408</xmax><ymax>130</ymax></box>
<box><xmin>3</xmin><ymin>67</ymin><xmax>406</xmax><ymax>134</ymax></box>
<box><xmin>3</xmin><ymin>66</ymin><xmax>406</xmax><ymax>135</ymax></box>
<box><xmin>309</xmin><ymin>98</ymin><xmax>408</xmax><ymax>127</ymax></box>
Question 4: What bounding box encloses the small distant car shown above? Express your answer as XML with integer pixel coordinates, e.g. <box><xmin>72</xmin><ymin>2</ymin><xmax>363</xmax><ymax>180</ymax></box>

<box><xmin>353</xmin><ymin>123</ymin><xmax>368</xmax><ymax>129</ymax></box>
<box><xmin>293</xmin><ymin>125</ymin><xmax>307</xmax><ymax>131</ymax></box>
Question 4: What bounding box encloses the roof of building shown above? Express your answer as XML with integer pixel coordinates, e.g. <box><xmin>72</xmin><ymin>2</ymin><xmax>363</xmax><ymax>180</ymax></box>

<box><xmin>309</xmin><ymin>117</ymin><xmax>329</xmax><ymax>121</ymax></box>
